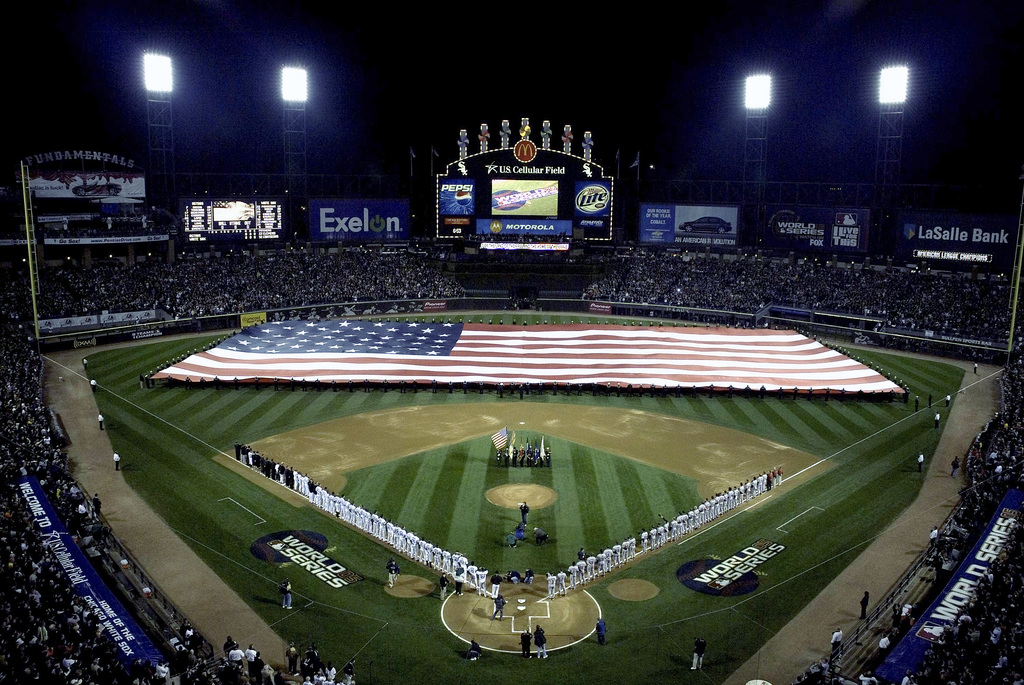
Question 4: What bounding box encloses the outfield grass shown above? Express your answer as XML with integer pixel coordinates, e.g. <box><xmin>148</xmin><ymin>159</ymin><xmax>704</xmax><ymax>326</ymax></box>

<box><xmin>89</xmin><ymin>319</ymin><xmax>965</xmax><ymax>685</ymax></box>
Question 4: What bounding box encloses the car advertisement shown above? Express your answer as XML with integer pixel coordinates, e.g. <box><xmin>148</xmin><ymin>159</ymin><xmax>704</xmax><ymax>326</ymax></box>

<box><xmin>639</xmin><ymin>204</ymin><xmax>739</xmax><ymax>247</ymax></box>
<box><xmin>896</xmin><ymin>210</ymin><xmax>1017</xmax><ymax>271</ymax></box>
<box><xmin>762</xmin><ymin>206</ymin><xmax>869</xmax><ymax>253</ymax></box>
<box><xmin>310</xmin><ymin>199</ymin><xmax>410</xmax><ymax>241</ymax></box>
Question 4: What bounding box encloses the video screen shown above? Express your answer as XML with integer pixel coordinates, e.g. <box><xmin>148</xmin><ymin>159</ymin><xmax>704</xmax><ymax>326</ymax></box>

<box><xmin>182</xmin><ymin>199</ymin><xmax>285</xmax><ymax>242</ymax></box>
<box><xmin>490</xmin><ymin>180</ymin><xmax>559</xmax><ymax>217</ymax></box>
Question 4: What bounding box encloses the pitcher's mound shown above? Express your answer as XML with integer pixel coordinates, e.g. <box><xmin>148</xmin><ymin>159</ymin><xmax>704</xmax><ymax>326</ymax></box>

<box><xmin>386</xmin><ymin>576</ymin><xmax>434</xmax><ymax>598</ymax></box>
<box><xmin>608</xmin><ymin>579</ymin><xmax>659</xmax><ymax>601</ymax></box>
<box><xmin>486</xmin><ymin>484</ymin><xmax>557</xmax><ymax>509</ymax></box>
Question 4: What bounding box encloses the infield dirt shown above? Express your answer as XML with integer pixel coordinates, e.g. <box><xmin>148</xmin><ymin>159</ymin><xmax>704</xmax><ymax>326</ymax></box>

<box><xmin>248</xmin><ymin>403</ymin><xmax>816</xmax><ymax>498</ymax></box>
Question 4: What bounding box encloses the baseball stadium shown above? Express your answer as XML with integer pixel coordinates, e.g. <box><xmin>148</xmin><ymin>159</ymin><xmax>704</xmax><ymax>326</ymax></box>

<box><xmin>3</xmin><ymin>6</ymin><xmax>1024</xmax><ymax>685</ymax></box>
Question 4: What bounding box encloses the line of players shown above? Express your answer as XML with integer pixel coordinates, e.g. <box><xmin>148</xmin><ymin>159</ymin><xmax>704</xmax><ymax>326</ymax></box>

<box><xmin>538</xmin><ymin>467</ymin><xmax>784</xmax><ymax>600</ymax></box>
<box><xmin>235</xmin><ymin>445</ymin><xmax>784</xmax><ymax>600</ymax></box>
<box><xmin>494</xmin><ymin>443</ymin><xmax>551</xmax><ymax>468</ymax></box>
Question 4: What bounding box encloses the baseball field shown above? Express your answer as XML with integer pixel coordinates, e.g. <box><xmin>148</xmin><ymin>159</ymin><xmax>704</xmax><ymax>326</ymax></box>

<box><xmin>53</xmin><ymin>313</ymin><xmax>972</xmax><ymax>685</ymax></box>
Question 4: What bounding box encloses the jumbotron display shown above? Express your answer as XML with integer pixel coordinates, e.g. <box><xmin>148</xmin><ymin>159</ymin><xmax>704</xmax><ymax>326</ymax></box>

<box><xmin>437</xmin><ymin>118</ymin><xmax>612</xmax><ymax>241</ymax></box>
<box><xmin>181</xmin><ymin>199</ymin><xmax>285</xmax><ymax>242</ymax></box>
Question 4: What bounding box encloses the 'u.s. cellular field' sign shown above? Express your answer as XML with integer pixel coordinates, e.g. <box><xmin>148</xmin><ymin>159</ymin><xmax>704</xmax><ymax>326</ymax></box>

<box><xmin>876</xmin><ymin>488</ymin><xmax>1022</xmax><ymax>682</ymax></box>
<box><xmin>896</xmin><ymin>210</ymin><xmax>1017</xmax><ymax>271</ymax></box>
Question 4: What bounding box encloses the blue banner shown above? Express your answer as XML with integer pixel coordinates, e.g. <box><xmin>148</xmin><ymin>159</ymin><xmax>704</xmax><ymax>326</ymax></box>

<box><xmin>639</xmin><ymin>204</ymin><xmax>739</xmax><ymax>247</ymax></box>
<box><xmin>17</xmin><ymin>476</ymin><xmax>165</xmax><ymax>667</ymax></box>
<box><xmin>475</xmin><ymin>218</ymin><xmax>572</xmax><ymax>237</ymax></box>
<box><xmin>764</xmin><ymin>206</ymin><xmax>869</xmax><ymax>253</ymax></box>
<box><xmin>876</xmin><ymin>488</ymin><xmax>1024</xmax><ymax>682</ymax></box>
<box><xmin>896</xmin><ymin>210</ymin><xmax>1016</xmax><ymax>271</ymax></box>
<box><xmin>310</xmin><ymin>199</ymin><xmax>410</xmax><ymax>241</ymax></box>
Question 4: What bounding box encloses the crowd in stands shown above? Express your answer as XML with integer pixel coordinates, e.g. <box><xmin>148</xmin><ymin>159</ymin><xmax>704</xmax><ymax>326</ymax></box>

<box><xmin>21</xmin><ymin>248</ymin><xmax>1011</xmax><ymax>347</ymax></box>
<box><xmin>0</xmin><ymin>312</ymin><xmax>148</xmax><ymax>683</ymax></box>
<box><xmin>898</xmin><ymin>353</ymin><xmax>1024</xmax><ymax>685</ymax></box>
<box><xmin>36</xmin><ymin>250</ymin><xmax>465</xmax><ymax>319</ymax></box>
<box><xmin>583</xmin><ymin>251</ymin><xmax>1011</xmax><ymax>343</ymax></box>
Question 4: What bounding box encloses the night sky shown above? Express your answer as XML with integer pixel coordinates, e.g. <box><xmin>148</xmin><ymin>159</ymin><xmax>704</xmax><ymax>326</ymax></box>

<box><xmin>7</xmin><ymin>1</ymin><xmax>1023</xmax><ymax>197</ymax></box>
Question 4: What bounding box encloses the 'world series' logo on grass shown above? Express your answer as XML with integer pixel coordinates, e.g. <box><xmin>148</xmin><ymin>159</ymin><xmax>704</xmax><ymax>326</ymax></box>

<box><xmin>251</xmin><ymin>530</ymin><xmax>362</xmax><ymax>588</ymax></box>
<box><xmin>676</xmin><ymin>538</ymin><xmax>785</xmax><ymax>596</ymax></box>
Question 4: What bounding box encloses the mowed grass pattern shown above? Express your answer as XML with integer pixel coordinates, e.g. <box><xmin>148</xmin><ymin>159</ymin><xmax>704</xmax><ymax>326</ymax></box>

<box><xmin>342</xmin><ymin>438</ymin><xmax>698</xmax><ymax>571</ymax></box>
<box><xmin>83</xmin><ymin>321</ymin><xmax>966</xmax><ymax>685</ymax></box>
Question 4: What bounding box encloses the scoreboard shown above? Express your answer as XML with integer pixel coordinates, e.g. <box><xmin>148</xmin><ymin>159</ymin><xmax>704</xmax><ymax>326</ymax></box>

<box><xmin>181</xmin><ymin>199</ymin><xmax>285</xmax><ymax>242</ymax></box>
<box><xmin>436</xmin><ymin>123</ymin><xmax>612</xmax><ymax>241</ymax></box>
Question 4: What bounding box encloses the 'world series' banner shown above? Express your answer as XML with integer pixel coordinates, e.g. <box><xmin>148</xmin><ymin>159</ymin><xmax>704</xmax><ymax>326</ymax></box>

<box><xmin>17</xmin><ymin>476</ymin><xmax>165</xmax><ymax>668</ymax></box>
<box><xmin>763</xmin><ymin>206</ymin><xmax>869</xmax><ymax>253</ymax></box>
<box><xmin>875</xmin><ymin>488</ymin><xmax>1023</xmax><ymax>682</ymax></box>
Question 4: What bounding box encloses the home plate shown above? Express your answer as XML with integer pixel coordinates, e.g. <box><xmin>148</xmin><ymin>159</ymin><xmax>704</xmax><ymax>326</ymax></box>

<box><xmin>517</xmin><ymin>599</ymin><xmax>526</xmax><ymax>604</ymax></box>
<box><xmin>517</xmin><ymin>606</ymin><xmax>526</xmax><ymax>611</ymax></box>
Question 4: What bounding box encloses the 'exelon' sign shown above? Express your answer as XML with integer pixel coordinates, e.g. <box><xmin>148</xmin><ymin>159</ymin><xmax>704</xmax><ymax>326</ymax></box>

<box><xmin>310</xmin><ymin>199</ymin><xmax>410</xmax><ymax>240</ymax></box>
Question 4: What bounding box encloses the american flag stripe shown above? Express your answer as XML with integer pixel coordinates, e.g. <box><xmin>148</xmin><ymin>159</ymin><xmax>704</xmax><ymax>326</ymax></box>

<box><xmin>153</xmin><ymin>322</ymin><xmax>901</xmax><ymax>393</ymax></box>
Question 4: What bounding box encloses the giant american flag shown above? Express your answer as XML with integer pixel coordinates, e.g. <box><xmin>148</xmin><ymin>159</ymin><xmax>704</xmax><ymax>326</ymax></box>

<box><xmin>152</xmin><ymin>320</ymin><xmax>901</xmax><ymax>392</ymax></box>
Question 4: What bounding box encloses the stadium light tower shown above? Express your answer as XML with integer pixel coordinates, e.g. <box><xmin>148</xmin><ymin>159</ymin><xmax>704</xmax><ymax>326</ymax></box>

<box><xmin>743</xmin><ymin>74</ymin><xmax>770</xmax><ymax>185</ymax></box>
<box><xmin>875</xmin><ymin>65</ymin><xmax>908</xmax><ymax>208</ymax></box>
<box><xmin>744</xmin><ymin>74</ymin><xmax>771</xmax><ymax>245</ymax></box>
<box><xmin>282</xmin><ymin>66</ymin><xmax>308</xmax><ymax>197</ymax></box>
<box><xmin>143</xmin><ymin>53</ymin><xmax>176</xmax><ymax>205</ymax></box>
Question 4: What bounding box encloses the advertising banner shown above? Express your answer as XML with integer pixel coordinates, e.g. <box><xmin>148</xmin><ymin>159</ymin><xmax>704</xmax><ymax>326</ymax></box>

<box><xmin>44</xmin><ymin>234</ymin><xmax>170</xmax><ymax>246</ymax></box>
<box><xmin>763</xmin><ymin>207</ymin><xmax>869</xmax><ymax>253</ymax></box>
<box><xmin>240</xmin><ymin>312</ymin><xmax>268</xmax><ymax>328</ymax></box>
<box><xmin>310</xmin><ymin>199</ymin><xmax>410</xmax><ymax>241</ymax></box>
<box><xmin>475</xmin><ymin>218</ymin><xmax>572</xmax><ymax>237</ymax></box>
<box><xmin>896</xmin><ymin>210</ymin><xmax>1017</xmax><ymax>271</ymax></box>
<box><xmin>876</xmin><ymin>489</ymin><xmax>1023</xmax><ymax>683</ymax></box>
<box><xmin>639</xmin><ymin>204</ymin><xmax>739</xmax><ymax>247</ymax></box>
<box><xmin>574</xmin><ymin>181</ymin><xmax>612</xmax><ymax>234</ymax></box>
<box><xmin>29</xmin><ymin>171</ymin><xmax>146</xmax><ymax>199</ymax></box>
<box><xmin>479</xmin><ymin>242</ymin><xmax>569</xmax><ymax>251</ymax></box>
<box><xmin>17</xmin><ymin>477</ymin><xmax>165</xmax><ymax>668</ymax></box>
<box><xmin>39</xmin><ymin>310</ymin><xmax>158</xmax><ymax>333</ymax></box>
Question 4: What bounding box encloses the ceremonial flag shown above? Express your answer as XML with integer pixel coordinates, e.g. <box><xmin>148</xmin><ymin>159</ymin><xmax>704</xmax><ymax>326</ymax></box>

<box><xmin>491</xmin><ymin>427</ymin><xmax>508</xmax><ymax>450</ymax></box>
<box><xmin>153</xmin><ymin>320</ymin><xmax>902</xmax><ymax>393</ymax></box>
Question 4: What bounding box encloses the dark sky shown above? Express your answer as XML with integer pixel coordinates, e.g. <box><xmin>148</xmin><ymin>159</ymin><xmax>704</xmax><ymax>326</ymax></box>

<box><xmin>7</xmin><ymin>1</ymin><xmax>1023</xmax><ymax>196</ymax></box>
